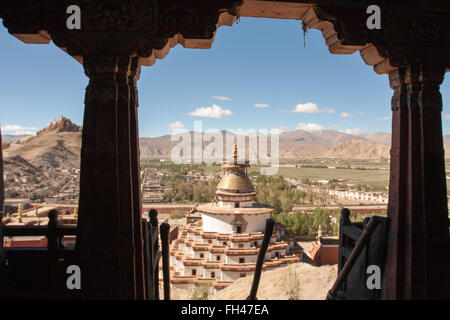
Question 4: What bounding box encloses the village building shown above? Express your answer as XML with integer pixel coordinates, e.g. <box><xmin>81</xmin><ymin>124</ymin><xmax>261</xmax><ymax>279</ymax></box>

<box><xmin>328</xmin><ymin>189</ymin><xmax>388</xmax><ymax>204</ymax></box>
<box><xmin>167</xmin><ymin>146</ymin><xmax>298</xmax><ymax>290</ymax></box>
<box><xmin>300</xmin><ymin>228</ymin><xmax>339</xmax><ymax>266</ymax></box>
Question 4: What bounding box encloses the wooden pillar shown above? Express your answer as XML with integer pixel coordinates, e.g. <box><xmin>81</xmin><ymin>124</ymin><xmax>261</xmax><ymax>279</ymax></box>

<box><xmin>383</xmin><ymin>63</ymin><xmax>449</xmax><ymax>299</ymax></box>
<box><xmin>76</xmin><ymin>51</ymin><xmax>144</xmax><ymax>299</ymax></box>
<box><xmin>128</xmin><ymin>58</ymin><xmax>146</xmax><ymax>300</ymax></box>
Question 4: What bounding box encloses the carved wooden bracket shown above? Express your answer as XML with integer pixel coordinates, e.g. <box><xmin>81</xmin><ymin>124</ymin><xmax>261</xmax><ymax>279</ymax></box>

<box><xmin>306</xmin><ymin>3</ymin><xmax>450</xmax><ymax>74</ymax></box>
<box><xmin>0</xmin><ymin>0</ymin><xmax>243</xmax><ymax>65</ymax></box>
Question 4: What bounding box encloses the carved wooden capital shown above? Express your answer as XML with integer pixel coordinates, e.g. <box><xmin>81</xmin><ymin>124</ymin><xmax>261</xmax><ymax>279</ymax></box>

<box><xmin>389</xmin><ymin>63</ymin><xmax>445</xmax><ymax>112</ymax></box>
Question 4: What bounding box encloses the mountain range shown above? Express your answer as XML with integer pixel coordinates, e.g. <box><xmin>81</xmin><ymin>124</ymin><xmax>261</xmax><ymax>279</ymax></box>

<box><xmin>3</xmin><ymin>116</ymin><xmax>450</xmax><ymax>170</ymax></box>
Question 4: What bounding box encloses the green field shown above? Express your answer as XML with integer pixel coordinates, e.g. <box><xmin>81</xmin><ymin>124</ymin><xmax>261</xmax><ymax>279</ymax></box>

<box><xmin>142</xmin><ymin>158</ymin><xmax>450</xmax><ymax>193</ymax></box>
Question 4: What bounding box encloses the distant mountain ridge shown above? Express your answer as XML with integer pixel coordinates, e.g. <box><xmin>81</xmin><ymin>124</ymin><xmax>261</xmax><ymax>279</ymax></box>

<box><xmin>4</xmin><ymin>117</ymin><xmax>450</xmax><ymax>170</ymax></box>
<box><xmin>2</xmin><ymin>134</ymin><xmax>32</xmax><ymax>143</ymax></box>
<box><xmin>323</xmin><ymin>139</ymin><xmax>390</xmax><ymax>159</ymax></box>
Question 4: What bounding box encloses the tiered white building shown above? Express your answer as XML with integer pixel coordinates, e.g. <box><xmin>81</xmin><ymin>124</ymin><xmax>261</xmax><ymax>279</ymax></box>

<box><xmin>168</xmin><ymin>145</ymin><xmax>298</xmax><ymax>290</ymax></box>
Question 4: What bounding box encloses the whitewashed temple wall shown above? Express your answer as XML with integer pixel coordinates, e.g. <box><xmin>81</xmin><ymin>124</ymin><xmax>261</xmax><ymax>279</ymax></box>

<box><xmin>203</xmin><ymin>268</ymin><xmax>220</xmax><ymax>279</ymax></box>
<box><xmin>202</xmin><ymin>212</ymin><xmax>270</xmax><ymax>234</ymax></box>
<box><xmin>221</xmin><ymin>271</ymin><xmax>250</xmax><ymax>282</ymax></box>
<box><xmin>184</xmin><ymin>265</ymin><xmax>204</xmax><ymax>277</ymax></box>
<box><xmin>225</xmin><ymin>255</ymin><xmax>257</xmax><ymax>264</ymax></box>
<box><xmin>209</xmin><ymin>252</ymin><xmax>225</xmax><ymax>262</ymax></box>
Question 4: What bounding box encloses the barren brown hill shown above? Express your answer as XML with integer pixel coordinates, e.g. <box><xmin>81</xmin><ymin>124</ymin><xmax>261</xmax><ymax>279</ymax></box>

<box><xmin>323</xmin><ymin>139</ymin><xmax>390</xmax><ymax>159</ymax></box>
<box><xmin>359</xmin><ymin>132</ymin><xmax>391</xmax><ymax>146</ymax></box>
<box><xmin>139</xmin><ymin>135</ymin><xmax>180</xmax><ymax>159</ymax></box>
<box><xmin>209</xmin><ymin>262</ymin><xmax>337</xmax><ymax>300</ymax></box>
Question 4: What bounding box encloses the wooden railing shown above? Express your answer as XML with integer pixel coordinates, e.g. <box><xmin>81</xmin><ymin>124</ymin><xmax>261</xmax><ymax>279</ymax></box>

<box><xmin>0</xmin><ymin>209</ymin><xmax>79</xmax><ymax>299</ymax></box>
<box><xmin>327</xmin><ymin>208</ymin><xmax>389</xmax><ymax>300</ymax></box>
<box><xmin>0</xmin><ymin>209</ymin><xmax>76</xmax><ymax>254</ymax></box>
<box><xmin>142</xmin><ymin>208</ymin><xmax>171</xmax><ymax>300</ymax></box>
<box><xmin>0</xmin><ymin>208</ymin><xmax>275</xmax><ymax>299</ymax></box>
<box><xmin>0</xmin><ymin>208</ymin><xmax>172</xmax><ymax>300</ymax></box>
<box><xmin>247</xmin><ymin>218</ymin><xmax>275</xmax><ymax>300</ymax></box>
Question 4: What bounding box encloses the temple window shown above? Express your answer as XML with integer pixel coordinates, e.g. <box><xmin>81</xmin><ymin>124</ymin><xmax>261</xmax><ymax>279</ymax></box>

<box><xmin>192</xmin><ymin>269</ymin><xmax>196</xmax><ymax>276</ymax></box>
<box><xmin>240</xmin><ymin>273</ymin><xmax>246</xmax><ymax>278</ymax></box>
<box><xmin>239</xmin><ymin>258</ymin><xmax>245</xmax><ymax>263</ymax></box>
<box><xmin>216</xmin><ymin>255</ymin><xmax>221</xmax><ymax>261</ymax></box>
<box><xmin>211</xmin><ymin>272</ymin><xmax>216</xmax><ymax>279</ymax></box>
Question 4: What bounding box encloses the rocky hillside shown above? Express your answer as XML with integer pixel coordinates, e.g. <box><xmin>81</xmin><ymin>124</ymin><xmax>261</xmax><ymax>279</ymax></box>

<box><xmin>210</xmin><ymin>262</ymin><xmax>337</xmax><ymax>300</ymax></box>
<box><xmin>359</xmin><ymin>132</ymin><xmax>391</xmax><ymax>146</ymax></box>
<box><xmin>323</xmin><ymin>139</ymin><xmax>391</xmax><ymax>159</ymax></box>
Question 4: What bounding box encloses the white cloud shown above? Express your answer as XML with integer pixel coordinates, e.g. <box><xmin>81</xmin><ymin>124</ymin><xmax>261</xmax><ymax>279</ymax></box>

<box><xmin>254</xmin><ymin>103</ymin><xmax>269</xmax><ymax>108</ymax></box>
<box><xmin>340</xmin><ymin>112</ymin><xmax>351</xmax><ymax>118</ymax></box>
<box><xmin>295</xmin><ymin>123</ymin><xmax>326</xmax><ymax>132</ymax></box>
<box><xmin>291</xmin><ymin>102</ymin><xmax>334</xmax><ymax>114</ymax></box>
<box><xmin>340</xmin><ymin>128</ymin><xmax>362</xmax><ymax>135</ymax></box>
<box><xmin>212</xmin><ymin>96</ymin><xmax>232</xmax><ymax>101</ymax></box>
<box><xmin>444</xmin><ymin>114</ymin><xmax>450</xmax><ymax>120</ymax></box>
<box><xmin>1</xmin><ymin>124</ymin><xmax>38</xmax><ymax>135</ymax></box>
<box><xmin>168</xmin><ymin>121</ymin><xmax>184</xmax><ymax>131</ymax></box>
<box><xmin>376</xmin><ymin>116</ymin><xmax>391</xmax><ymax>121</ymax></box>
<box><xmin>188</xmin><ymin>104</ymin><xmax>232</xmax><ymax>119</ymax></box>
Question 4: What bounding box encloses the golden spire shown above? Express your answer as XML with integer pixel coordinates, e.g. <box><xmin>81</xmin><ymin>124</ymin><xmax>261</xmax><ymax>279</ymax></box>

<box><xmin>217</xmin><ymin>143</ymin><xmax>254</xmax><ymax>193</ymax></box>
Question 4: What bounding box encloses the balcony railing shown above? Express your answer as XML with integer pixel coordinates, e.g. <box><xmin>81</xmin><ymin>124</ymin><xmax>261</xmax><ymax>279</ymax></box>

<box><xmin>0</xmin><ymin>209</ymin><xmax>172</xmax><ymax>300</ymax></box>
<box><xmin>0</xmin><ymin>210</ymin><xmax>79</xmax><ymax>299</ymax></box>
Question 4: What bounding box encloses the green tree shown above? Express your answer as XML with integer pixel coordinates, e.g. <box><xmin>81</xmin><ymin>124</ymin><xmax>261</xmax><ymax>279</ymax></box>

<box><xmin>192</xmin><ymin>284</ymin><xmax>213</xmax><ymax>300</ymax></box>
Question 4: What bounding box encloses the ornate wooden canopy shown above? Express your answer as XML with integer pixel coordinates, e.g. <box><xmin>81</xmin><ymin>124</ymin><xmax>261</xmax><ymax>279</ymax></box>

<box><xmin>1</xmin><ymin>1</ymin><xmax>449</xmax><ymax>72</ymax></box>
<box><xmin>1</xmin><ymin>0</ymin><xmax>449</xmax><ymax>300</ymax></box>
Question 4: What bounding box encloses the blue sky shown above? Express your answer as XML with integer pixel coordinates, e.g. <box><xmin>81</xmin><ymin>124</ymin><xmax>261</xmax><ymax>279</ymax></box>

<box><xmin>1</xmin><ymin>17</ymin><xmax>449</xmax><ymax>137</ymax></box>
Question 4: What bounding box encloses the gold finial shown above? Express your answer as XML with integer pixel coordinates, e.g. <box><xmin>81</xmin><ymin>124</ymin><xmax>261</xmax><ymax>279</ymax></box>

<box><xmin>74</xmin><ymin>207</ymin><xmax>78</xmax><ymax>218</ymax></box>
<box><xmin>233</xmin><ymin>144</ymin><xmax>238</xmax><ymax>164</ymax></box>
